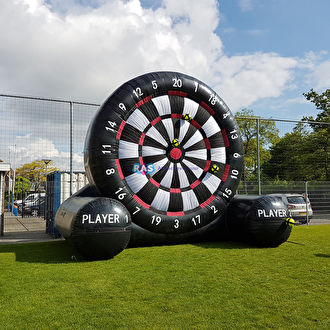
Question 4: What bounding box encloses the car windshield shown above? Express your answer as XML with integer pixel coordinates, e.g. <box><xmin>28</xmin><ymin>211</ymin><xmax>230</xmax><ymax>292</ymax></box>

<box><xmin>287</xmin><ymin>196</ymin><xmax>305</xmax><ymax>204</ymax></box>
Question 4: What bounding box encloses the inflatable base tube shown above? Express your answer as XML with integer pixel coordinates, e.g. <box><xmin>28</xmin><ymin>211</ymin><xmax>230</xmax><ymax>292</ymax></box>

<box><xmin>63</xmin><ymin>186</ymin><xmax>293</xmax><ymax>249</ymax></box>
<box><xmin>70</xmin><ymin>185</ymin><xmax>228</xmax><ymax>247</ymax></box>
<box><xmin>55</xmin><ymin>186</ymin><xmax>294</xmax><ymax>259</ymax></box>
<box><xmin>55</xmin><ymin>195</ymin><xmax>131</xmax><ymax>260</ymax></box>
<box><xmin>225</xmin><ymin>195</ymin><xmax>293</xmax><ymax>247</ymax></box>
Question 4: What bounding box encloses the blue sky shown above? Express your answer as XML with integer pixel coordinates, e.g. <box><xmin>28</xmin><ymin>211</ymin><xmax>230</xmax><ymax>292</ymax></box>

<box><xmin>217</xmin><ymin>0</ymin><xmax>330</xmax><ymax>120</ymax></box>
<box><xmin>218</xmin><ymin>0</ymin><xmax>330</xmax><ymax>57</ymax></box>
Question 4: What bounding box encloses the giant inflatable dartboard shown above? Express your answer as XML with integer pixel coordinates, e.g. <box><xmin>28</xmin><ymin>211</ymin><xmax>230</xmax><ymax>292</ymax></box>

<box><xmin>85</xmin><ymin>72</ymin><xmax>244</xmax><ymax>235</ymax></box>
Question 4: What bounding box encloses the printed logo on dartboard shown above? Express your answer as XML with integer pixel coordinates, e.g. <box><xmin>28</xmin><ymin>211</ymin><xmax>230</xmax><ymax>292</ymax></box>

<box><xmin>133</xmin><ymin>163</ymin><xmax>155</xmax><ymax>175</ymax></box>
<box><xmin>132</xmin><ymin>163</ymin><xmax>202</xmax><ymax>175</ymax></box>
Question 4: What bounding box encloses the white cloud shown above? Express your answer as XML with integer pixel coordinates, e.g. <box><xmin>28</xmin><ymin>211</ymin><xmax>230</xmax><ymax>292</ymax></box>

<box><xmin>0</xmin><ymin>0</ymin><xmax>297</xmax><ymax>111</ymax></box>
<box><xmin>213</xmin><ymin>53</ymin><xmax>297</xmax><ymax>110</ymax></box>
<box><xmin>0</xmin><ymin>0</ymin><xmax>222</xmax><ymax>102</ymax></box>
<box><xmin>238</xmin><ymin>0</ymin><xmax>253</xmax><ymax>12</ymax></box>
<box><xmin>311</xmin><ymin>60</ymin><xmax>330</xmax><ymax>89</ymax></box>
<box><xmin>8</xmin><ymin>136</ymin><xmax>83</xmax><ymax>170</ymax></box>
<box><xmin>246</xmin><ymin>29</ymin><xmax>267</xmax><ymax>36</ymax></box>
<box><xmin>296</xmin><ymin>51</ymin><xmax>330</xmax><ymax>91</ymax></box>
<box><xmin>221</xmin><ymin>27</ymin><xmax>236</xmax><ymax>35</ymax></box>
<box><xmin>281</xmin><ymin>97</ymin><xmax>309</xmax><ymax>106</ymax></box>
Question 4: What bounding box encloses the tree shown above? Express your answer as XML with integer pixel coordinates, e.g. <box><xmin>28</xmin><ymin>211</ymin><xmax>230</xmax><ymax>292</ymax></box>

<box><xmin>263</xmin><ymin>99</ymin><xmax>329</xmax><ymax>181</ymax></box>
<box><xmin>235</xmin><ymin>109</ymin><xmax>280</xmax><ymax>182</ymax></box>
<box><xmin>302</xmin><ymin>89</ymin><xmax>330</xmax><ymax>180</ymax></box>
<box><xmin>15</xmin><ymin>160</ymin><xmax>59</xmax><ymax>191</ymax></box>
<box><xmin>14</xmin><ymin>176</ymin><xmax>31</xmax><ymax>195</ymax></box>
<box><xmin>264</xmin><ymin>128</ymin><xmax>329</xmax><ymax>181</ymax></box>
<box><xmin>264</xmin><ymin>130</ymin><xmax>304</xmax><ymax>180</ymax></box>
<box><xmin>303</xmin><ymin>88</ymin><xmax>329</xmax><ymax>120</ymax></box>
<box><xmin>258</xmin><ymin>89</ymin><xmax>329</xmax><ymax>182</ymax></box>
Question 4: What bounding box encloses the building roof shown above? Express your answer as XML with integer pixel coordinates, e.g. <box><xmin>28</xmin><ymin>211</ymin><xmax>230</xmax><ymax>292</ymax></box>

<box><xmin>0</xmin><ymin>163</ymin><xmax>10</xmax><ymax>172</ymax></box>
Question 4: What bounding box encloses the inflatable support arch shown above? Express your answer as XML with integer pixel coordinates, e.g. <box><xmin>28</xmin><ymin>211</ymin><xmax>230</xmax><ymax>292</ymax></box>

<box><xmin>55</xmin><ymin>72</ymin><xmax>294</xmax><ymax>259</ymax></box>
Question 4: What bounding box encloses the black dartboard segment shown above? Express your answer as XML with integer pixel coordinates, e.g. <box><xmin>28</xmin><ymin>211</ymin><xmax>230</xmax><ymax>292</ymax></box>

<box><xmin>85</xmin><ymin>72</ymin><xmax>244</xmax><ymax>234</ymax></box>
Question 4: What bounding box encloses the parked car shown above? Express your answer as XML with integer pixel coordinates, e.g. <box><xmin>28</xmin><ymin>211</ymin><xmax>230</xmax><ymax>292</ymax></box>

<box><xmin>18</xmin><ymin>196</ymin><xmax>45</xmax><ymax>217</ymax></box>
<box><xmin>15</xmin><ymin>193</ymin><xmax>45</xmax><ymax>208</ymax></box>
<box><xmin>269</xmin><ymin>194</ymin><xmax>313</xmax><ymax>223</ymax></box>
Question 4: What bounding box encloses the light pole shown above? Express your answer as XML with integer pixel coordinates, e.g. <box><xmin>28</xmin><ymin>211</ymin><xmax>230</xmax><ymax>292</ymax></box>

<box><xmin>42</xmin><ymin>159</ymin><xmax>52</xmax><ymax>219</ymax></box>
<box><xmin>42</xmin><ymin>159</ymin><xmax>52</xmax><ymax>188</ymax></box>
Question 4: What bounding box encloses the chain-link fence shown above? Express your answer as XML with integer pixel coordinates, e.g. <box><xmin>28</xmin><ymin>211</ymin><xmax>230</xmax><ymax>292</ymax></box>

<box><xmin>237</xmin><ymin>181</ymin><xmax>330</xmax><ymax>220</ymax></box>
<box><xmin>1</xmin><ymin>94</ymin><xmax>329</xmax><ymax>224</ymax></box>
<box><xmin>0</xmin><ymin>94</ymin><xmax>99</xmax><ymax>171</ymax></box>
<box><xmin>235</xmin><ymin>116</ymin><xmax>330</xmax><ymax>222</ymax></box>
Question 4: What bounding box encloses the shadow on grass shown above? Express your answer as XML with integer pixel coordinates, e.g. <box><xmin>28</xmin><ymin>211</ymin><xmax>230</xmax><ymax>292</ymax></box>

<box><xmin>0</xmin><ymin>239</ymin><xmax>276</xmax><ymax>264</ymax></box>
<box><xmin>0</xmin><ymin>240</ymin><xmax>87</xmax><ymax>264</ymax></box>
<box><xmin>192</xmin><ymin>240</ymin><xmax>256</xmax><ymax>250</ymax></box>
<box><xmin>314</xmin><ymin>253</ymin><xmax>330</xmax><ymax>258</ymax></box>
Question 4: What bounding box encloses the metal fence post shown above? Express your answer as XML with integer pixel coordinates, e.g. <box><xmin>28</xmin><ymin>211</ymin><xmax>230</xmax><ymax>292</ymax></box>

<box><xmin>11</xmin><ymin>169</ymin><xmax>15</xmax><ymax>214</ymax></box>
<box><xmin>21</xmin><ymin>178</ymin><xmax>24</xmax><ymax>218</ymax></box>
<box><xmin>70</xmin><ymin>101</ymin><xmax>73</xmax><ymax>196</ymax></box>
<box><xmin>305</xmin><ymin>181</ymin><xmax>309</xmax><ymax>225</ymax></box>
<box><xmin>256</xmin><ymin>118</ymin><xmax>261</xmax><ymax>195</ymax></box>
<box><xmin>0</xmin><ymin>173</ymin><xmax>4</xmax><ymax>236</ymax></box>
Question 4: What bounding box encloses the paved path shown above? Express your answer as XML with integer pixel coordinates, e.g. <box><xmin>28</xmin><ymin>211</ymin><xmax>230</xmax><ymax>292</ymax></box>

<box><xmin>0</xmin><ymin>213</ymin><xmax>62</xmax><ymax>245</ymax></box>
<box><xmin>4</xmin><ymin>214</ymin><xmax>46</xmax><ymax>232</ymax></box>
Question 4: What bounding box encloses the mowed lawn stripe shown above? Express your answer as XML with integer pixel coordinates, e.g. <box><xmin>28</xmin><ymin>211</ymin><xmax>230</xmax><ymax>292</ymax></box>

<box><xmin>0</xmin><ymin>225</ymin><xmax>329</xmax><ymax>329</ymax></box>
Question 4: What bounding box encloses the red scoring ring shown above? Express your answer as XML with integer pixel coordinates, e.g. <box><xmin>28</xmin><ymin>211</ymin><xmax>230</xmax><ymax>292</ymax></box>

<box><xmin>170</xmin><ymin>148</ymin><xmax>182</xmax><ymax>160</ymax></box>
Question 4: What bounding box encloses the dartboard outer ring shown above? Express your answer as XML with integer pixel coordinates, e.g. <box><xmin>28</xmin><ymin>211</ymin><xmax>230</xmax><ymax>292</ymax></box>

<box><xmin>84</xmin><ymin>71</ymin><xmax>244</xmax><ymax>235</ymax></box>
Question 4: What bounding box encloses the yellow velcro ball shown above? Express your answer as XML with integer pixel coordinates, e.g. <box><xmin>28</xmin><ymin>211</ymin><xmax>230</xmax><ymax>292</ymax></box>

<box><xmin>171</xmin><ymin>139</ymin><xmax>179</xmax><ymax>147</ymax></box>
<box><xmin>183</xmin><ymin>114</ymin><xmax>191</xmax><ymax>122</ymax></box>
<box><xmin>285</xmin><ymin>218</ymin><xmax>295</xmax><ymax>227</ymax></box>
<box><xmin>211</xmin><ymin>164</ymin><xmax>219</xmax><ymax>173</ymax></box>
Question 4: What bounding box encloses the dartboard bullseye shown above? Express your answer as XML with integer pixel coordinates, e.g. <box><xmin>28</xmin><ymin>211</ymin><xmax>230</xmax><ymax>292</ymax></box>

<box><xmin>85</xmin><ymin>72</ymin><xmax>244</xmax><ymax>235</ymax></box>
<box><xmin>169</xmin><ymin>148</ymin><xmax>182</xmax><ymax>160</ymax></box>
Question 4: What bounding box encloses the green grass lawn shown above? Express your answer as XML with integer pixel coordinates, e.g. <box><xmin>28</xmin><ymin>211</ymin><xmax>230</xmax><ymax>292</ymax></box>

<box><xmin>0</xmin><ymin>225</ymin><xmax>329</xmax><ymax>329</ymax></box>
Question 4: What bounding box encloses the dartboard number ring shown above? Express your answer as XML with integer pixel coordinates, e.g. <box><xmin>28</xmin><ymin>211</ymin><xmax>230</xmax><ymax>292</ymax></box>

<box><xmin>85</xmin><ymin>72</ymin><xmax>243</xmax><ymax>234</ymax></box>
